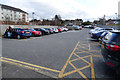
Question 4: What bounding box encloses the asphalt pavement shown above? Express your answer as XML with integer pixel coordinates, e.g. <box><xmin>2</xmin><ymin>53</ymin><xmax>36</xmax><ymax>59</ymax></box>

<box><xmin>1</xmin><ymin>29</ymin><xmax>118</xmax><ymax>79</ymax></box>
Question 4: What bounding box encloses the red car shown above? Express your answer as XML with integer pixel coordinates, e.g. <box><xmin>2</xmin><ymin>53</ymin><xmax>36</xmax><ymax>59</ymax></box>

<box><xmin>27</xmin><ymin>29</ymin><xmax>42</xmax><ymax>36</ymax></box>
<box><xmin>57</xmin><ymin>28</ymin><xmax>62</xmax><ymax>32</ymax></box>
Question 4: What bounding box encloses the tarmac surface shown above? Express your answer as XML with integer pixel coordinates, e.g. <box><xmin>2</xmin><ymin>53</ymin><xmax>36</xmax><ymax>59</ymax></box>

<box><xmin>1</xmin><ymin>29</ymin><xmax>118</xmax><ymax>79</ymax></box>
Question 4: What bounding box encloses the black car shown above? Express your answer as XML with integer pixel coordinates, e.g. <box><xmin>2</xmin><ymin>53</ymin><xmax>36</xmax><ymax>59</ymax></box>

<box><xmin>101</xmin><ymin>30</ymin><xmax>120</xmax><ymax>75</ymax></box>
<box><xmin>34</xmin><ymin>28</ymin><xmax>50</xmax><ymax>35</ymax></box>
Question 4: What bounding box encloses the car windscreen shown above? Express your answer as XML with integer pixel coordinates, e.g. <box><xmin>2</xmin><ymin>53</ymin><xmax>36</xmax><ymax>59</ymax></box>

<box><xmin>23</xmin><ymin>29</ymin><xmax>30</xmax><ymax>32</ymax></box>
<box><xmin>41</xmin><ymin>28</ymin><xmax>45</xmax><ymax>30</ymax></box>
<box><xmin>30</xmin><ymin>29</ymin><xmax>36</xmax><ymax>31</ymax></box>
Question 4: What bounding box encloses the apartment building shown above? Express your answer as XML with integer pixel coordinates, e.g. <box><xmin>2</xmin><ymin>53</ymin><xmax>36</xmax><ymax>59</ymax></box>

<box><xmin>0</xmin><ymin>4</ymin><xmax>29</xmax><ymax>25</ymax></box>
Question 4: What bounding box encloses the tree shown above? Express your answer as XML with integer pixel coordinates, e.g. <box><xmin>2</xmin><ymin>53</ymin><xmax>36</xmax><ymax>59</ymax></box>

<box><xmin>82</xmin><ymin>21</ymin><xmax>92</xmax><ymax>26</ymax></box>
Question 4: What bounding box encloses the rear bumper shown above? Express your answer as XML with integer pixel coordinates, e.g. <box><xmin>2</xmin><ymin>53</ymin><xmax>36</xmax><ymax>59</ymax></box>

<box><xmin>101</xmin><ymin>49</ymin><xmax>120</xmax><ymax>68</ymax></box>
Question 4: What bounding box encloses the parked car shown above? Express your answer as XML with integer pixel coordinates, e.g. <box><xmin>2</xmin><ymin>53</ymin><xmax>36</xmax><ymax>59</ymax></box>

<box><xmin>73</xmin><ymin>25</ymin><xmax>82</xmax><ymax>30</ymax></box>
<box><xmin>101</xmin><ymin>30</ymin><xmax>120</xmax><ymax>76</ymax></box>
<box><xmin>89</xmin><ymin>27</ymin><xmax>101</xmax><ymax>34</ymax></box>
<box><xmin>84</xmin><ymin>25</ymin><xmax>94</xmax><ymax>28</ymax></box>
<box><xmin>90</xmin><ymin>28</ymin><xmax>114</xmax><ymax>40</ymax></box>
<box><xmin>90</xmin><ymin>30</ymin><xmax>105</xmax><ymax>40</ymax></box>
<box><xmin>4</xmin><ymin>28</ymin><xmax>31</xmax><ymax>39</ymax></box>
<box><xmin>52</xmin><ymin>28</ymin><xmax>59</xmax><ymax>33</ymax></box>
<box><xmin>57</xmin><ymin>27</ymin><xmax>62</xmax><ymax>32</ymax></box>
<box><xmin>34</xmin><ymin>28</ymin><xmax>50</xmax><ymax>35</ymax></box>
<box><xmin>63</xmin><ymin>27</ymin><xmax>69</xmax><ymax>31</ymax></box>
<box><xmin>44</xmin><ymin>28</ymin><xmax>51</xmax><ymax>34</ymax></box>
<box><xmin>27</xmin><ymin>28</ymin><xmax>42</xmax><ymax>37</ymax></box>
<box><xmin>75</xmin><ymin>26</ymin><xmax>80</xmax><ymax>30</ymax></box>
<box><xmin>49</xmin><ymin>28</ymin><xmax>54</xmax><ymax>34</ymax></box>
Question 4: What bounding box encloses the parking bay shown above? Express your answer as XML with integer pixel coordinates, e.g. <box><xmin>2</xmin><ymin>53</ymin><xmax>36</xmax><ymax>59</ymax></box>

<box><xmin>2</xmin><ymin>29</ymin><xmax>116</xmax><ymax>79</ymax></box>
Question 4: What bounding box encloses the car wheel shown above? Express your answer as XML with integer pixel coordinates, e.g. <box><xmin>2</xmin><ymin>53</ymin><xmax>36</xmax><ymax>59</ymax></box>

<box><xmin>27</xmin><ymin>36</ymin><xmax>30</xmax><ymax>38</ymax></box>
<box><xmin>32</xmin><ymin>33</ymin><xmax>35</xmax><ymax>37</ymax></box>
<box><xmin>17</xmin><ymin>35</ymin><xmax>21</xmax><ymax>39</ymax></box>
<box><xmin>4</xmin><ymin>34</ymin><xmax>7</xmax><ymax>38</ymax></box>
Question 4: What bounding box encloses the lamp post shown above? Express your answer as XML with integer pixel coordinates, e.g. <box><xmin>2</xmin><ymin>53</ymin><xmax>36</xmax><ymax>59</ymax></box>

<box><xmin>115</xmin><ymin>13</ymin><xmax>117</xmax><ymax>29</ymax></box>
<box><xmin>32</xmin><ymin>12</ymin><xmax>35</xmax><ymax>26</ymax></box>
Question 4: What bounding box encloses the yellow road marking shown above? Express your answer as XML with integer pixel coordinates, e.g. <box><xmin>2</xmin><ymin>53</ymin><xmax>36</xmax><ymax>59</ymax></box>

<box><xmin>74</xmin><ymin>53</ymin><xmax>90</xmax><ymax>65</ymax></box>
<box><xmin>90</xmin><ymin>56</ymin><xmax>95</xmax><ymax>80</ymax></box>
<box><xmin>2</xmin><ymin>57</ymin><xmax>60</xmax><ymax>73</ymax></box>
<box><xmin>58</xmin><ymin>41</ymin><xmax>80</xmax><ymax>78</ymax></box>
<box><xmin>75</xmin><ymin>51</ymin><xmax>101</xmax><ymax>58</ymax></box>
<box><xmin>69</xmin><ymin>61</ymin><xmax>88</xmax><ymax>80</ymax></box>
<box><xmin>61</xmin><ymin>65</ymin><xmax>91</xmax><ymax>78</ymax></box>
<box><xmin>70</xmin><ymin>55</ymin><xmax>91</xmax><ymax>62</ymax></box>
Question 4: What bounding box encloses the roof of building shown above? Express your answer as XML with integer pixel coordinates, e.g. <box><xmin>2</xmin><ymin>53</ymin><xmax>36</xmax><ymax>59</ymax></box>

<box><xmin>0</xmin><ymin>4</ymin><xmax>28</xmax><ymax>14</ymax></box>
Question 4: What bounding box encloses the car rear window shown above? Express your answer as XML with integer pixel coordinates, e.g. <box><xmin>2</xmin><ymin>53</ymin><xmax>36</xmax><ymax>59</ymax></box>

<box><xmin>104</xmin><ymin>32</ymin><xmax>120</xmax><ymax>45</ymax></box>
<box><xmin>30</xmin><ymin>29</ymin><xmax>36</xmax><ymax>31</ymax></box>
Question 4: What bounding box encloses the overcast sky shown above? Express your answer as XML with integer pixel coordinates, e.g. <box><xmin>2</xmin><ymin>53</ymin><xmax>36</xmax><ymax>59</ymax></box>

<box><xmin>1</xmin><ymin>0</ymin><xmax>120</xmax><ymax>21</ymax></box>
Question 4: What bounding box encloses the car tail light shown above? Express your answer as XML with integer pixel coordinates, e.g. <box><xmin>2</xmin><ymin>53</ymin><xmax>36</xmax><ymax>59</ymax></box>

<box><xmin>107</xmin><ymin>61</ymin><xmax>114</xmax><ymax>67</ymax></box>
<box><xmin>91</xmin><ymin>34</ymin><xmax>94</xmax><ymax>36</ymax></box>
<box><xmin>106</xmin><ymin>44</ymin><xmax>120</xmax><ymax>51</ymax></box>
<box><xmin>20</xmin><ymin>31</ymin><xmax>24</xmax><ymax>33</ymax></box>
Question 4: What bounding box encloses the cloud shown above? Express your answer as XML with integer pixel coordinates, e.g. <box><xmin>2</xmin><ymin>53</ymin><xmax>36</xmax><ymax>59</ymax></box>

<box><xmin>1</xmin><ymin>0</ymin><xmax>120</xmax><ymax>21</ymax></box>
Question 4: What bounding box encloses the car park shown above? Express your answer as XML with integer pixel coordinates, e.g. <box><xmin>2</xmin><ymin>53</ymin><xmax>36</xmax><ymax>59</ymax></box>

<box><xmin>4</xmin><ymin>28</ymin><xmax>31</xmax><ymax>39</ymax></box>
<box><xmin>27</xmin><ymin>28</ymin><xmax>42</xmax><ymax>37</ymax></box>
<box><xmin>34</xmin><ymin>28</ymin><xmax>50</xmax><ymax>35</ymax></box>
<box><xmin>101</xmin><ymin>30</ymin><xmax>120</xmax><ymax>76</ymax></box>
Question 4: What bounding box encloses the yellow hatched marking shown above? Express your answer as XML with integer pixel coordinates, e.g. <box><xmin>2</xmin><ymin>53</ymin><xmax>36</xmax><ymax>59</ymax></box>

<box><xmin>70</xmin><ymin>55</ymin><xmax>91</xmax><ymax>62</ymax></box>
<box><xmin>58</xmin><ymin>41</ymin><xmax>80</xmax><ymax>78</ymax></box>
<box><xmin>61</xmin><ymin>64</ymin><xmax>91</xmax><ymax>78</ymax></box>
<box><xmin>69</xmin><ymin>61</ymin><xmax>88</xmax><ymax>80</ymax></box>
<box><xmin>74</xmin><ymin>53</ymin><xmax>90</xmax><ymax>65</ymax></box>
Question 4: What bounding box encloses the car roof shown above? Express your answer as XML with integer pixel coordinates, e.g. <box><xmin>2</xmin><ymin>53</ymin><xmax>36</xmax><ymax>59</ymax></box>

<box><xmin>111</xmin><ymin>30</ymin><xmax>120</xmax><ymax>33</ymax></box>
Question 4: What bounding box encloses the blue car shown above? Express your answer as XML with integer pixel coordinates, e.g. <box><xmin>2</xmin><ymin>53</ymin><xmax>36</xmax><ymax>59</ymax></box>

<box><xmin>90</xmin><ymin>31</ymin><xmax>105</xmax><ymax>40</ymax></box>
<box><xmin>4</xmin><ymin>28</ymin><xmax>31</xmax><ymax>39</ymax></box>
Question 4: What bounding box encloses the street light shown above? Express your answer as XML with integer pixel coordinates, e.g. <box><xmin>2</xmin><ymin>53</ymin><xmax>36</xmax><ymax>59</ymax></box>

<box><xmin>32</xmin><ymin>12</ymin><xmax>35</xmax><ymax>26</ymax></box>
<box><xmin>115</xmin><ymin>13</ymin><xmax>117</xmax><ymax>29</ymax></box>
